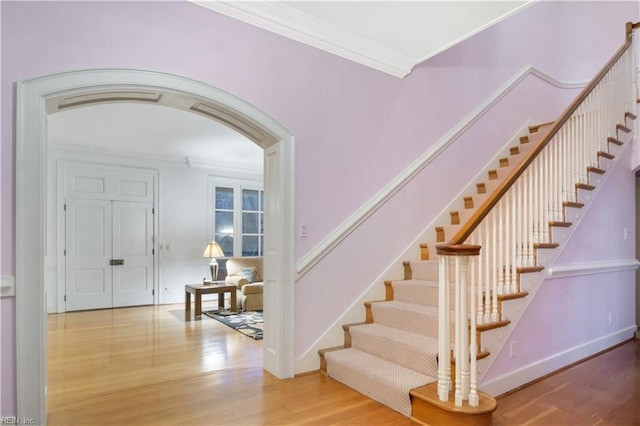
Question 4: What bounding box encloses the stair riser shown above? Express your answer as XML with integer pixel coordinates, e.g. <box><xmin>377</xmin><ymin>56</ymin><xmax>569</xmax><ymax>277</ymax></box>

<box><xmin>372</xmin><ymin>304</ymin><xmax>442</xmax><ymax>336</ymax></box>
<box><xmin>407</xmin><ymin>261</ymin><xmax>439</xmax><ymax>281</ymax></box>
<box><xmin>392</xmin><ymin>284</ymin><xmax>439</xmax><ymax>307</ymax></box>
<box><xmin>325</xmin><ymin>348</ymin><xmax>434</xmax><ymax>417</ymax></box>
<box><xmin>350</xmin><ymin>326</ymin><xmax>438</xmax><ymax>377</ymax></box>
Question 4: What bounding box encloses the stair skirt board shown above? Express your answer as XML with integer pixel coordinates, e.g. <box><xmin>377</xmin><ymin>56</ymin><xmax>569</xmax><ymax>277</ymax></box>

<box><xmin>324</xmin><ymin>348</ymin><xmax>435</xmax><ymax>417</ymax></box>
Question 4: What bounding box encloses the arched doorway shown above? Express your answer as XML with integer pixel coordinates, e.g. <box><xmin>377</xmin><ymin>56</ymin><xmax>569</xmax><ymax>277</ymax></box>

<box><xmin>15</xmin><ymin>69</ymin><xmax>295</xmax><ymax>423</ymax></box>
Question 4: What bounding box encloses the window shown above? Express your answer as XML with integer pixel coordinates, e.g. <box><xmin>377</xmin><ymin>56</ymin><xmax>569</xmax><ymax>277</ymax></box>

<box><xmin>241</xmin><ymin>189</ymin><xmax>263</xmax><ymax>256</ymax></box>
<box><xmin>210</xmin><ymin>177</ymin><xmax>264</xmax><ymax>259</ymax></box>
<box><xmin>214</xmin><ymin>186</ymin><xmax>235</xmax><ymax>256</ymax></box>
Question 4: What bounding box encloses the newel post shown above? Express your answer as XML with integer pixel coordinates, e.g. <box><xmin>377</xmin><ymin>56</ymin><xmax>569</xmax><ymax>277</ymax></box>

<box><xmin>436</xmin><ymin>244</ymin><xmax>481</xmax><ymax>407</ymax></box>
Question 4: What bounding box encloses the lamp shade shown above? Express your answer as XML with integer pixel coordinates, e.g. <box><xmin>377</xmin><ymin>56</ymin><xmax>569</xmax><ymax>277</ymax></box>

<box><xmin>203</xmin><ymin>241</ymin><xmax>224</xmax><ymax>259</ymax></box>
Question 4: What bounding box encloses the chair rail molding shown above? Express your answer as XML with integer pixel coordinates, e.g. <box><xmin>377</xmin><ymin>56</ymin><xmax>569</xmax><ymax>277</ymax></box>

<box><xmin>547</xmin><ymin>259</ymin><xmax>640</xmax><ymax>278</ymax></box>
<box><xmin>295</xmin><ymin>65</ymin><xmax>588</xmax><ymax>278</ymax></box>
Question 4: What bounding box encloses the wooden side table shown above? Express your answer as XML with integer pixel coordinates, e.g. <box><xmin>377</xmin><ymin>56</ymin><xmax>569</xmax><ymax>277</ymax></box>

<box><xmin>185</xmin><ymin>282</ymin><xmax>237</xmax><ymax>318</ymax></box>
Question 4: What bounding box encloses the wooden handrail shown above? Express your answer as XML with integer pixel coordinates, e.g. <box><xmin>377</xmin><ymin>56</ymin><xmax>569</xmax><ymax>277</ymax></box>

<box><xmin>443</xmin><ymin>21</ymin><xmax>637</xmax><ymax>246</ymax></box>
<box><xmin>435</xmin><ymin>244</ymin><xmax>481</xmax><ymax>256</ymax></box>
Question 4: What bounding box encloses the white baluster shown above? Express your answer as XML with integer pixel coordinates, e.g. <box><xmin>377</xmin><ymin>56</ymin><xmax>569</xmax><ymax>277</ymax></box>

<box><xmin>491</xmin><ymin>210</ymin><xmax>498</xmax><ymax>322</ymax></box>
<box><xmin>469</xmin><ymin>253</ymin><xmax>479</xmax><ymax>407</ymax></box>
<box><xmin>438</xmin><ymin>255</ymin><xmax>451</xmax><ymax>402</ymax></box>
<box><xmin>498</xmin><ymin>202</ymin><xmax>505</xmax><ymax>295</ymax></box>
<box><xmin>461</xmin><ymin>256</ymin><xmax>470</xmax><ymax>403</ymax></box>
<box><xmin>476</xmin><ymin>228</ymin><xmax>484</xmax><ymax>325</ymax></box>
<box><xmin>438</xmin><ymin>256</ymin><xmax>451</xmax><ymax>401</ymax></box>
<box><xmin>510</xmin><ymin>190</ymin><xmax>517</xmax><ymax>293</ymax></box>
<box><xmin>454</xmin><ymin>256</ymin><xmax>463</xmax><ymax>406</ymax></box>
<box><xmin>484</xmin><ymin>222</ymin><xmax>491</xmax><ymax>323</ymax></box>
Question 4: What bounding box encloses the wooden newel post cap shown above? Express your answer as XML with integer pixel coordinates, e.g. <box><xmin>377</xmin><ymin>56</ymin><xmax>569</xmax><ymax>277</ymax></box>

<box><xmin>435</xmin><ymin>244</ymin><xmax>481</xmax><ymax>256</ymax></box>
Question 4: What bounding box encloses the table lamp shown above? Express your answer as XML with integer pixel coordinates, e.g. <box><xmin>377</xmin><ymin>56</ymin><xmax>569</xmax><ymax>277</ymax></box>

<box><xmin>203</xmin><ymin>241</ymin><xmax>225</xmax><ymax>282</ymax></box>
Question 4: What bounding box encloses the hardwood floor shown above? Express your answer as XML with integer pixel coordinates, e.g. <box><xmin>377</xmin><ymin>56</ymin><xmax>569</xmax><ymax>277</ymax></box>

<box><xmin>47</xmin><ymin>303</ymin><xmax>412</xmax><ymax>425</ymax></box>
<box><xmin>493</xmin><ymin>339</ymin><xmax>640</xmax><ymax>426</ymax></box>
<box><xmin>48</xmin><ymin>304</ymin><xmax>639</xmax><ymax>425</ymax></box>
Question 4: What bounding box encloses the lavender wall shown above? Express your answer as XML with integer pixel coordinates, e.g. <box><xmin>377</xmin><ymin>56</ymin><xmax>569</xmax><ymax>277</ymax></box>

<box><xmin>0</xmin><ymin>0</ymin><xmax>636</xmax><ymax>415</ymax></box>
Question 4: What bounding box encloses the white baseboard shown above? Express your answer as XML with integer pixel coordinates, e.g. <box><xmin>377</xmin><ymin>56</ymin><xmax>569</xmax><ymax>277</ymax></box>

<box><xmin>480</xmin><ymin>325</ymin><xmax>637</xmax><ymax>396</ymax></box>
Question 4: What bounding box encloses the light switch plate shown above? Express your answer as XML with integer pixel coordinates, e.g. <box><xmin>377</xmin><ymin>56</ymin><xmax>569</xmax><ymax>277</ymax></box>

<box><xmin>1</xmin><ymin>276</ymin><xmax>15</xmax><ymax>297</ymax></box>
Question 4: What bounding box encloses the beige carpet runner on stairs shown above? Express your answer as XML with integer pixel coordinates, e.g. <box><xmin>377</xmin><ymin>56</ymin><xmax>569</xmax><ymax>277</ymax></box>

<box><xmin>325</xmin><ymin>261</ymin><xmax>443</xmax><ymax>416</ymax></box>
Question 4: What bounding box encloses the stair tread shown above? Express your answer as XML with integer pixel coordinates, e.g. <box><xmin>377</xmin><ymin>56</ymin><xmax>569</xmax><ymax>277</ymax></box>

<box><xmin>352</xmin><ymin>323</ymin><xmax>438</xmax><ymax>348</ymax></box>
<box><xmin>389</xmin><ymin>279</ymin><xmax>438</xmax><ymax>286</ymax></box>
<box><xmin>375</xmin><ymin>300</ymin><xmax>439</xmax><ymax>315</ymax></box>
<box><xmin>372</xmin><ymin>301</ymin><xmax>442</xmax><ymax>335</ymax></box>
<box><xmin>529</xmin><ymin>121</ymin><xmax>555</xmax><ymax>133</ymax></box>
<box><xmin>350</xmin><ymin>323</ymin><xmax>439</xmax><ymax>377</ymax></box>
<box><xmin>325</xmin><ymin>347</ymin><xmax>435</xmax><ymax>417</ymax></box>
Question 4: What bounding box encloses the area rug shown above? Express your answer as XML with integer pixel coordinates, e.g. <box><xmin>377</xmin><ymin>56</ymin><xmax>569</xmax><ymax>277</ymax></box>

<box><xmin>204</xmin><ymin>310</ymin><xmax>263</xmax><ymax>340</ymax></box>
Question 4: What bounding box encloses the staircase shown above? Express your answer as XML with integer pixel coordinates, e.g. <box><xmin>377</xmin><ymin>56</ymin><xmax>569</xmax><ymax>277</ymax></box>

<box><xmin>317</xmin><ymin>124</ymin><xmax>554</xmax><ymax>420</ymax></box>
<box><xmin>319</xmin><ymin>22</ymin><xmax>639</xmax><ymax>426</ymax></box>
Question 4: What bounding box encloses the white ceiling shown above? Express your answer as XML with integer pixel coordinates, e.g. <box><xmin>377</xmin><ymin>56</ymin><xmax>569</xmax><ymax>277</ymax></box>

<box><xmin>194</xmin><ymin>0</ymin><xmax>534</xmax><ymax>77</ymax></box>
<box><xmin>48</xmin><ymin>1</ymin><xmax>534</xmax><ymax>167</ymax></box>
<box><xmin>47</xmin><ymin>103</ymin><xmax>263</xmax><ymax>172</ymax></box>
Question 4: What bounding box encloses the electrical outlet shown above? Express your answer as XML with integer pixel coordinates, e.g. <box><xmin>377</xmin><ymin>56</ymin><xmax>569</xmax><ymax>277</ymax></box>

<box><xmin>299</xmin><ymin>223</ymin><xmax>309</xmax><ymax>238</ymax></box>
<box><xmin>509</xmin><ymin>341</ymin><xmax>516</xmax><ymax>358</ymax></box>
<box><xmin>608</xmin><ymin>312</ymin><xmax>613</xmax><ymax>325</ymax></box>
<box><xmin>624</xmin><ymin>228</ymin><xmax>629</xmax><ymax>240</ymax></box>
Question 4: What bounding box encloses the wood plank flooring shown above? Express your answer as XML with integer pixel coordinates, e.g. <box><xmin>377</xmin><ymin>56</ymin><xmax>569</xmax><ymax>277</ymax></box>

<box><xmin>47</xmin><ymin>303</ymin><xmax>412</xmax><ymax>425</ymax></box>
<box><xmin>48</xmin><ymin>304</ymin><xmax>639</xmax><ymax>425</ymax></box>
<box><xmin>493</xmin><ymin>339</ymin><xmax>640</xmax><ymax>425</ymax></box>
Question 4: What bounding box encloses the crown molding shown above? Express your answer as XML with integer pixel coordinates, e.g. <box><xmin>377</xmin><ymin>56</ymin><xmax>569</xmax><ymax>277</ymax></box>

<box><xmin>191</xmin><ymin>0</ymin><xmax>416</xmax><ymax>78</ymax></box>
<box><xmin>414</xmin><ymin>1</ymin><xmax>536</xmax><ymax>65</ymax></box>
<box><xmin>48</xmin><ymin>142</ymin><xmax>263</xmax><ymax>176</ymax></box>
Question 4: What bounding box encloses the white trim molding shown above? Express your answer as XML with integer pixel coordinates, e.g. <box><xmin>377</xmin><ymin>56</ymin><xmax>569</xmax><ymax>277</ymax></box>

<box><xmin>192</xmin><ymin>0</ymin><xmax>415</xmax><ymax>78</ymax></box>
<box><xmin>295</xmin><ymin>66</ymin><xmax>587</xmax><ymax>277</ymax></box>
<box><xmin>547</xmin><ymin>259</ymin><xmax>640</xmax><ymax>279</ymax></box>
<box><xmin>16</xmin><ymin>68</ymin><xmax>296</xmax><ymax>424</ymax></box>
<box><xmin>191</xmin><ymin>1</ymin><xmax>535</xmax><ymax>79</ymax></box>
<box><xmin>48</xmin><ymin>142</ymin><xmax>263</xmax><ymax>176</ymax></box>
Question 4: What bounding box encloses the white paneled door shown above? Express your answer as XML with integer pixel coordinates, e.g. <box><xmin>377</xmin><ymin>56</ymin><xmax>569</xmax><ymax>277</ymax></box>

<box><xmin>111</xmin><ymin>201</ymin><xmax>154</xmax><ymax>307</ymax></box>
<box><xmin>65</xmin><ymin>198</ymin><xmax>154</xmax><ymax>311</ymax></box>
<box><xmin>65</xmin><ymin>198</ymin><xmax>113</xmax><ymax>311</ymax></box>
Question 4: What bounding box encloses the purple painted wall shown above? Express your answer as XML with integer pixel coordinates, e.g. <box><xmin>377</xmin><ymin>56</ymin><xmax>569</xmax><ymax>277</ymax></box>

<box><xmin>0</xmin><ymin>0</ymin><xmax>636</xmax><ymax>415</ymax></box>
